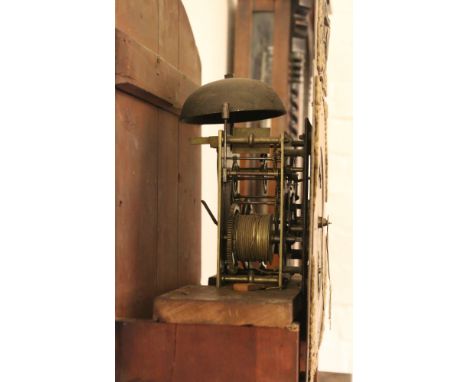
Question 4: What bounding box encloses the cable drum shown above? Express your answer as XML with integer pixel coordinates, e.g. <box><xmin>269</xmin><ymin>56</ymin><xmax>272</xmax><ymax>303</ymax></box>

<box><xmin>233</xmin><ymin>214</ymin><xmax>273</xmax><ymax>263</ymax></box>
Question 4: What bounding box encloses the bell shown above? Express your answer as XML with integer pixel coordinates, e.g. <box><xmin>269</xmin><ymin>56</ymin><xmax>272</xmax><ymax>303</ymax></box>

<box><xmin>180</xmin><ymin>76</ymin><xmax>286</xmax><ymax>124</ymax></box>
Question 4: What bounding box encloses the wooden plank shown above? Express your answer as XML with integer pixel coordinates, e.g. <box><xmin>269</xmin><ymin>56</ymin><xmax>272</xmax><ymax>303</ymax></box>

<box><xmin>158</xmin><ymin>0</ymin><xmax>179</xmax><ymax>67</ymax></box>
<box><xmin>116</xmin><ymin>320</ymin><xmax>176</xmax><ymax>382</ymax></box>
<box><xmin>233</xmin><ymin>0</ymin><xmax>253</xmax><ymax>78</ymax></box>
<box><xmin>173</xmin><ymin>323</ymin><xmax>299</xmax><ymax>382</ymax></box>
<box><xmin>153</xmin><ymin>284</ymin><xmax>301</xmax><ymax>327</ymax></box>
<box><xmin>116</xmin><ymin>0</ymin><xmax>158</xmax><ymax>53</ymax></box>
<box><xmin>156</xmin><ymin>110</ymin><xmax>179</xmax><ymax>294</ymax></box>
<box><xmin>177</xmin><ymin>122</ymin><xmax>201</xmax><ymax>286</ymax></box>
<box><xmin>116</xmin><ymin>320</ymin><xmax>299</xmax><ymax>382</ymax></box>
<box><xmin>116</xmin><ymin>90</ymin><xmax>159</xmax><ymax>319</ymax></box>
<box><xmin>116</xmin><ymin>28</ymin><xmax>199</xmax><ymax>113</ymax></box>
<box><xmin>178</xmin><ymin>2</ymin><xmax>201</xmax><ymax>84</ymax></box>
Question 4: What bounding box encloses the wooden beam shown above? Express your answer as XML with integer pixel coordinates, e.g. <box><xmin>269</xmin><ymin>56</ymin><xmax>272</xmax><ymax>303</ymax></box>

<box><xmin>116</xmin><ymin>28</ymin><xmax>199</xmax><ymax>115</ymax></box>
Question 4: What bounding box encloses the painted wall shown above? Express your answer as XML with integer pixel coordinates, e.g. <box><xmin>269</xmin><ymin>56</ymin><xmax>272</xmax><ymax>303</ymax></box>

<box><xmin>318</xmin><ymin>0</ymin><xmax>353</xmax><ymax>374</ymax></box>
<box><xmin>181</xmin><ymin>0</ymin><xmax>352</xmax><ymax>373</ymax></box>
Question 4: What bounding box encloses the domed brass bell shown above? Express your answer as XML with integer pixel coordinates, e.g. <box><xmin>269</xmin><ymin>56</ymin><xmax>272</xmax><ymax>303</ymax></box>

<box><xmin>180</xmin><ymin>77</ymin><xmax>286</xmax><ymax>124</ymax></box>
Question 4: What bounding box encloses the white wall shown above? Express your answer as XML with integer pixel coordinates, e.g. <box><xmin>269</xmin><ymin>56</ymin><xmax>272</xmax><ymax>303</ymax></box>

<box><xmin>181</xmin><ymin>0</ymin><xmax>235</xmax><ymax>285</ymax></box>
<box><xmin>318</xmin><ymin>0</ymin><xmax>353</xmax><ymax>374</ymax></box>
<box><xmin>182</xmin><ymin>0</ymin><xmax>352</xmax><ymax>373</ymax></box>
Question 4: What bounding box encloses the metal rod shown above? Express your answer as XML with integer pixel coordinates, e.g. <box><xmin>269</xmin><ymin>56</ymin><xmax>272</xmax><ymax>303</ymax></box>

<box><xmin>279</xmin><ymin>132</ymin><xmax>285</xmax><ymax>288</ymax></box>
<box><xmin>289</xmin><ymin>225</ymin><xmax>303</xmax><ymax>232</ymax></box>
<box><xmin>229</xmin><ymin>176</ymin><xmax>278</xmax><ymax>181</ymax></box>
<box><xmin>284</xmin><ymin>148</ymin><xmax>304</xmax><ymax>156</ymax></box>
<box><xmin>201</xmin><ymin>200</ymin><xmax>218</xmax><ymax>226</ymax></box>
<box><xmin>291</xmin><ymin>140</ymin><xmax>304</xmax><ymax>147</ymax></box>
<box><xmin>302</xmin><ymin>120</ymin><xmax>311</xmax><ymax>287</ymax></box>
<box><xmin>227</xmin><ymin>137</ymin><xmax>281</xmax><ymax>144</ymax></box>
<box><xmin>235</xmin><ymin>195</ymin><xmax>277</xmax><ymax>200</ymax></box>
<box><xmin>222</xmin><ymin>102</ymin><xmax>229</xmax><ymax>184</ymax></box>
<box><xmin>273</xmin><ymin>235</ymin><xmax>303</xmax><ymax>244</ymax></box>
<box><xmin>235</xmin><ymin>200</ymin><xmax>276</xmax><ymax>205</ymax></box>
<box><xmin>221</xmin><ymin>274</ymin><xmax>279</xmax><ymax>283</ymax></box>
<box><xmin>227</xmin><ymin>156</ymin><xmax>274</xmax><ymax>161</ymax></box>
<box><xmin>223</xmin><ymin>123</ymin><xmax>228</xmax><ymax>183</ymax></box>
<box><xmin>229</xmin><ymin>170</ymin><xmax>279</xmax><ymax>177</ymax></box>
<box><xmin>231</xmin><ymin>167</ymin><xmax>279</xmax><ymax>172</ymax></box>
<box><xmin>225</xmin><ymin>136</ymin><xmax>302</xmax><ymax>146</ymax></box>
<box><xmin>216</xmin><ymin>131</ymin><xmax>223</xmax><ymax>288</ymax></box>
<box><xmin>287</xmin><ymin>167</ymin><xmax>305</xmax><ymax>172</ymax></box>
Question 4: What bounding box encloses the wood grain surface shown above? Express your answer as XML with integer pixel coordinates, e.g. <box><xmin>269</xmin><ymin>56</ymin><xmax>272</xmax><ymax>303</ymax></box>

<box><xmin>153</xmin><ymin>284</ymin><xmax>301</xmax><ymax>327</ymax></box>
<box><xmin>116</xmin><ymin>319</ymin><xmax>300</xmax><ymax>382</ymax></box>
<box><xmin>116</xmin><ymin>0</ymin><xmax>201</xmax><ymax>319</ymax></box>
<box><xmin>116</xmin><ymin>91</ymin><xmax>160</xmax><ymax>318</ymax></box>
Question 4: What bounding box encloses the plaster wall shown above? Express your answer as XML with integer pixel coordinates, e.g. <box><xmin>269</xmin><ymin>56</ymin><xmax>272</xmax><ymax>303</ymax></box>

<box><xmin>181</xmin><ymin>0</ymin><xmax>235</xmax><ymax>285</ymax></box>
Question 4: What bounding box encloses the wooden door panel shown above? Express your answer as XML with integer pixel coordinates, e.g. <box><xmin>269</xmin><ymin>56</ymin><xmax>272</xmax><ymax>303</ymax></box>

<box><xmin>116</xmin><ymin>90</ymin><xmax>159</xmax><ymax>318</ymax></box>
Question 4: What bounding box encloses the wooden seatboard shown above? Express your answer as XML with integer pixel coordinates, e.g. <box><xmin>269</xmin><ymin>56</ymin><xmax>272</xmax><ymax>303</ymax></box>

<box><xmin>153</xmin><ymin>284</ymin><xmax>302</xmax><ymax>327</ymax></box>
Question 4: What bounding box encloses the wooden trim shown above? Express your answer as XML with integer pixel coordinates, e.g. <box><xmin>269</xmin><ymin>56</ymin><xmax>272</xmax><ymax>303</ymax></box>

<box><xmin>115</xmin><ymin>28</ymin><xmax>199</xmax><ymax>115</ymax></box>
